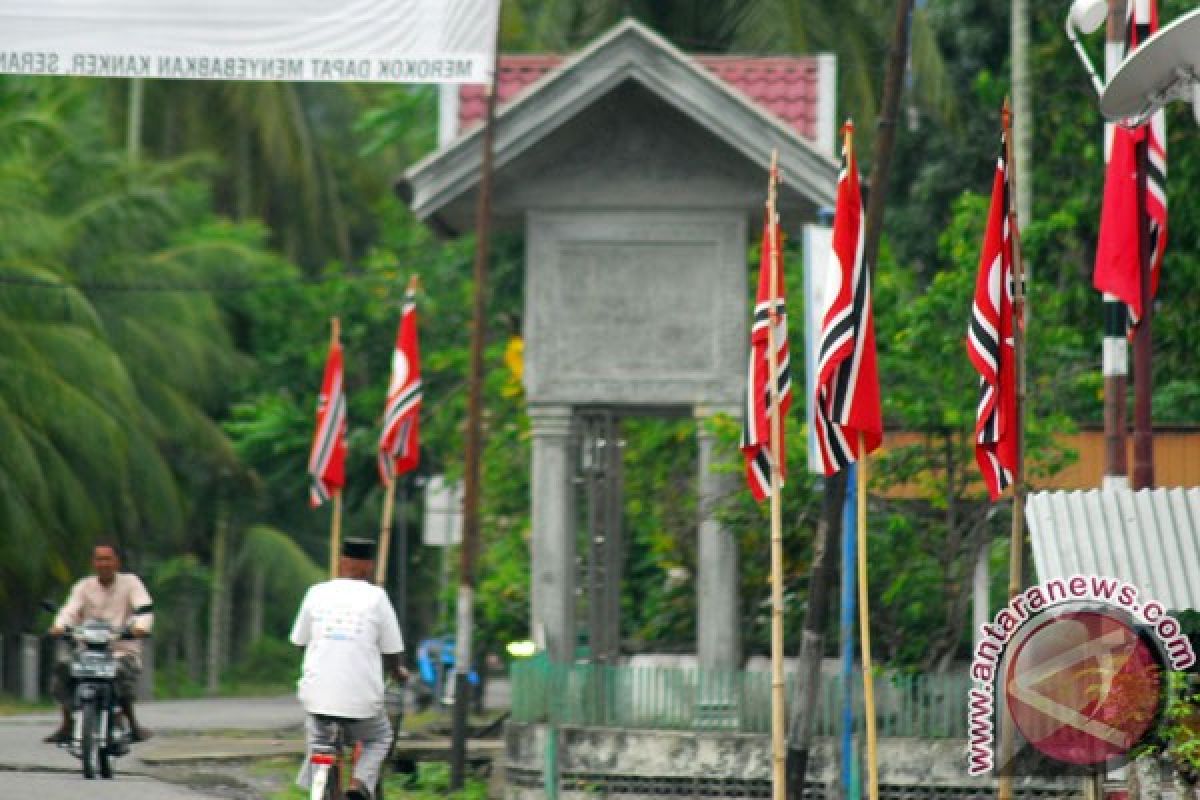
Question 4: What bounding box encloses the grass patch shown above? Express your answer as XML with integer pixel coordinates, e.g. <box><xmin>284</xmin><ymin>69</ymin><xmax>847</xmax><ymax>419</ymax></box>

<box><xmin>256</xmin><ymin>757</ymin><xmax>488</xmax><ymax>800</ymax></box>
<box><xmin>0</xmin><ymin>693</ymin><xmax>53</xmax><ymax>715</ymax></box>
<box><xmin>154</xmin><ymin>663</ymin><xmax>296</xmax><ymax>700</ymax></box>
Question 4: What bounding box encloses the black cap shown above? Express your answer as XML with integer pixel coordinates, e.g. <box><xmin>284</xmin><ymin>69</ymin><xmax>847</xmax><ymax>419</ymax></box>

<box><xmin>341</xmin><ymin>538</ymin><xmax>376</xmax><ymax>561</ymax></box>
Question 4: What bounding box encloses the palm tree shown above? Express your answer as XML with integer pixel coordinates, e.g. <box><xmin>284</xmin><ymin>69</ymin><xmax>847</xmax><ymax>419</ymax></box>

<box><xmin>733</xmin><ymin>0</ymin><xmax>951</xmax><ymax>159</ymax></box>
<box><xmin>0</xmin><ymin>76</ymin><xmax>273</xmax><ymax>633</ymax></box>
<box><xmin>133</xmin><ymin>79</ymin><xmax>393</xmax><ymax>271</ymax></box>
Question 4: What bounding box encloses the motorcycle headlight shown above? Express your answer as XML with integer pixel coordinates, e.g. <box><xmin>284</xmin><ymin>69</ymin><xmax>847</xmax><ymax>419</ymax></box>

<box><xmin>80</xmin><ymin>629</ymin><xmax>111</xmax><ymax>646</ymax></box>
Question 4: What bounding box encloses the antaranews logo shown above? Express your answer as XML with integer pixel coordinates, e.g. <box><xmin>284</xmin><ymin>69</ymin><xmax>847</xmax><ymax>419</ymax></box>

<box><xmin>966</xmin><ymin>575</ymin><xmax>1195</xmax><ymax>777</ymax></box>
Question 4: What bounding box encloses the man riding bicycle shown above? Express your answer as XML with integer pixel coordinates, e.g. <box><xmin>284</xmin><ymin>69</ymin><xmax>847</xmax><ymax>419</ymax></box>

<box><xmin>290</xmin><ymin>537</ymin><xmax>406</xmax><ymax>800</ymax></box>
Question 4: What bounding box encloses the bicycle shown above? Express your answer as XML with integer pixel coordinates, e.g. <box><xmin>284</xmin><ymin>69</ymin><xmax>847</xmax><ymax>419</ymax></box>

<box><xmin>307</xmin><ymin>681</ymin><xmax>406</xmax><ymax>800</ymax></box>
<box><xmin>308</xmin><ymin>725</ymin><xmax>348</xmax><ymax>800</ymax></box>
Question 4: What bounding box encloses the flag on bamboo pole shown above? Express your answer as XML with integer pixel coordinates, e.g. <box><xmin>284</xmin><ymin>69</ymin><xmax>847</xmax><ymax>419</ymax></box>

<box><xmin>308</xmin><ymin>337</ymin><xmax>347</xmax><ymax>507</ymax></box>
<box><xmin>740</xmin><ymin>184</ymin><xmax>792</xmax><ymax>501</ymax></box>
<box><xmin>967</xmin><ymin>134</ymin><xmax>1017</xmax><ymax>502</ymax></box>
<box><xmin>1093</xmin><ymin>0</ymin><xmax>1167</xmax><ymax>327</ymax></box>
<box><xmin>378</xmin><ymin>280</ymin><xmax>422</xmax><ymax>484</ymax></box>
<box><xmin>813</xmin><ymin>122</ymin><xmax>882</xmax><ymax>476</ymax></box>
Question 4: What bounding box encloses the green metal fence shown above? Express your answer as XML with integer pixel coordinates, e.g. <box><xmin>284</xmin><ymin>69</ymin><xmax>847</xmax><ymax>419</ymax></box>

<box><xmin>511</xmin><ymin>657</ymin><xmax>970</xmax><ymax>738</ymax></box>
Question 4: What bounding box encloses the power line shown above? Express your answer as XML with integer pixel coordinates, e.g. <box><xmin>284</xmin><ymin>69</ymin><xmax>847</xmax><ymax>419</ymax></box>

<box><xmin>0</xmin><ymin>259</ymin><xmax>471</xmax><ymax>294</ymax></box>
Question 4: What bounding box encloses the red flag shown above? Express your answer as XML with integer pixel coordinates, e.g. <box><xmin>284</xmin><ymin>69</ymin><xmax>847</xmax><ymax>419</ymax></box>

<box><xmin>966</xmin><ymin>134</ymin><xmax>1017</xmax><ymax>502</ymax></box>
<box><xmin>378</xmin><ymin>281</ymin><xmax>422</xmax><ymax>484</ymax></box>
<box><xmin>740</xmin><ymin>198</ymin><xmax>792</xmax><ymax>502</ymax></box>
<box><xmin>813</xmin><ymin>122</ymin><xmax>882</xmax><ymax>476</ymax></box>
<box><xmin>1093</xmin><ymin>0</ymin><xmax>1167</xmax><ymax>326</ymax></box>
<box><xmin>308</xmin><ymin>337</ymin><xmax>346</xmax><ymax>507</ymax></box>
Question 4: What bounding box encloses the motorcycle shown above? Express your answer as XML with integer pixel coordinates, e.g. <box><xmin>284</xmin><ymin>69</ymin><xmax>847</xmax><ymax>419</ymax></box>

<box><xmin>56</xmin><ymin>619</ymin><xmax>137</xmax><ymax>779</ymax></box>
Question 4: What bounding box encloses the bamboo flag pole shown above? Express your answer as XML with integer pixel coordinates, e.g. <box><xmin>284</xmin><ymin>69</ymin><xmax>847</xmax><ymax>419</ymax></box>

<box><xmin>1003</xmin><ymin>97</ymin><xmax>1027</xmax><ymax>657</ymax></box>
<box><xmin>376</xmin><ymin>274</ymin><xmax>421</xmax><ymax>586</ymax></box>
<box><xmin>764</xmin><ymin>150</ymin><xmax>787</xmax><ymax>800</ymax></box>
<box><xmin>329</xmin><ymin>316</ymin><xmax>343</xmax><ymax>579</ymax></box>
<box><xmin>997</xmin><ymin>97</ymin><xmax>1027</xmax><ymax>800</ymax></box>
<box><xmin>377</xmin><ymin>480</ymin><xmax>396</xmax><ymax>586</ymax></box>
<box><xmin>856</xmin><ymin>431</ymin><xmax>878</xmax><ymax>800</ymax></box>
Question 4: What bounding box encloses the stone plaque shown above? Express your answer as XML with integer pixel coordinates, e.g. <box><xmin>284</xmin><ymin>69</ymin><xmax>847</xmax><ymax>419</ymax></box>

<box><xmin>525</xmin><ymin>211</ymin><xmax>746</xmax><ymax>407</ymax></box>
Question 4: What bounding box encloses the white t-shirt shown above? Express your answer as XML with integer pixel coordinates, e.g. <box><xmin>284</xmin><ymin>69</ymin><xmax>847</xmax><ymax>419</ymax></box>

<box><xmin>289</xmin><ymin>579</ymin><xmax>404</xmax><ymax>719</ymax></box>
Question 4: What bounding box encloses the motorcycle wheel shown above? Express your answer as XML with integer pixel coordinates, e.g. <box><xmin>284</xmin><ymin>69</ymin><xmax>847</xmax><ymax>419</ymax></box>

<box><xmin>98</xmin><ymin>713</ymin><xmax>113</xmax><ymax>779</ymax></box>
<box><xmin>80</xmin><ymin>703</ymin><xmax>97</xmax><ymax>779</ymax></box>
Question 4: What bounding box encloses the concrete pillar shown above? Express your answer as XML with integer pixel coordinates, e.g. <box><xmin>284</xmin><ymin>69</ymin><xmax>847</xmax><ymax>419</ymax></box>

<box><xmin>529</xmin><ymin>405</ymin><xmax>576</xmax><ymax>664</ymax></box>
<box><xmin>20</xmin><ymin>633</ymin><xmax>39</xmax><ymax>701</ymax></box>
<box><xmin>696</xmin><ymin>408</ymin><xmax>740</xmax><ymax>670</ymax></box>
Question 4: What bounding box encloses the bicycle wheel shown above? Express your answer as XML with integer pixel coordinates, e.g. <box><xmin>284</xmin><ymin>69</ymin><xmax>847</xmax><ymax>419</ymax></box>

<box><xmin>80</xmin><ymin>703</ymin><xmax>97</xmax><ymax>779</ymax></box>
<box><xmin>311</xmin><ymin>755</ymin><xmax>342</xmax><ymax>800</ymax></box>
<box><xmin>326</xmin><ymin>763</ymin><xmax>342</xmax><ymax>800</ymax></box>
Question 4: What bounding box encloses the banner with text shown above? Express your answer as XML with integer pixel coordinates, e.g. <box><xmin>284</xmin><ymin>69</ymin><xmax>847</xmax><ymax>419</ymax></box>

<box><xmin>0</xmin><ymin>0</ymin><xmax>499</xmax><ymax>83</ymax></box>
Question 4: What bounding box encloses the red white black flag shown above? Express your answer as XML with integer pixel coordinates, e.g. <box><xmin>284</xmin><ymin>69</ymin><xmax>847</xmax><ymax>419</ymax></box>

<box><xmin>813</xmin><ymin>123</ymin><xmax>882</xmax><ymax>476</ymax></box>
<box><xmin>1094</xmin><ymin>0</ymin><xmax>1167</xmax><ymax>327</ymax></box>
<box><xmin>967</xmin><ymin>135</ymin><xmax>1017</xmax><ymax>502</ymax></box>
<box><xmin>741</xmin><ymin>189</ymin><xmax>792</xmax><ymax>501</ymax></box>
<box><xmin>308</xmin><ymin>336</ymin><xmax>347</xmax><ymax>507</ymax></box>
<box><xmin>378</xmin><ymin>281</ymin><xmax>422</xmax><ymax>484</ymax></box>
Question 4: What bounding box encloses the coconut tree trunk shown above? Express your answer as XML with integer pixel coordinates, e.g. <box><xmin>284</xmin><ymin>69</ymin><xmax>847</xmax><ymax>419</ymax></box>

<box><xmin>247</xmin><ymin>566</ymin><xmax>265</xmax><ymax>649</ymax></box>
<box><xmin>207</xmin><ymin>506</ymin><xmax>229</xmax><ymax>695</ymax></box>
<box><xmin>183</xmin><ymin>593</ymin><xmax>202</xmax><ymax>682</ymax></box>
<box><xmin>235</xmin><ymin>121</ymin><xmax>252</xmax><ymax>220</ymax></box>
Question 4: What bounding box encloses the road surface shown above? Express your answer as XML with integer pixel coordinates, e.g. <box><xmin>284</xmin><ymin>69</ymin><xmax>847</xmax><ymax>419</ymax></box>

<box><xmin>0</xmin><ymin>695</ymin><xmax>304</xmax><ymax>799</ymax></box>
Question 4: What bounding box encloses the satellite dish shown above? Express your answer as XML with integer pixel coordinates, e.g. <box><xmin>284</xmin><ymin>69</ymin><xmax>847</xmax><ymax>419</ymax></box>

<box><xmin>1100</xmin><ymin>7</ymin><xmax>1200</xmax><ymax>123</ymax></box>
<box><xmin>1068</xmin><ymin>0</ymin><xmax>1106</xmax><ymax>36</ymax></box>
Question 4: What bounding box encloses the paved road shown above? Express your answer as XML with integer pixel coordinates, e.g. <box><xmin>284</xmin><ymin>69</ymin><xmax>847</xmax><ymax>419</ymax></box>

<box><xmin>0</xmin><ymin>683</ymin><xmax>509</xmax><ymax>799</ymax></box>
<box><xmin>0</xmin><ymin>771</ymin><xmax>247</xmax><ymax>800</ymax></box>
<box><xmin>0</xmin><ymin>695</ymin><xmax>304</xmax><ymax>799</ymax></box>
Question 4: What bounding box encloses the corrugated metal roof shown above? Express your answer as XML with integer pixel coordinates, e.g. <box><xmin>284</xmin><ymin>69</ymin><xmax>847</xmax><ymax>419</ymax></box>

<box><xmin>1026</xmin><ymin>488</ymin><xmax>1200</xmax><ymax>611</ymax></box>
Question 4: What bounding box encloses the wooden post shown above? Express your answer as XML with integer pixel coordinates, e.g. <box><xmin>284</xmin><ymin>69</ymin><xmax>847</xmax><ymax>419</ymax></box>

<box><xmin>451</xmin><ymin>7</ymin><xmax>501</xmax><ymax>788</ymax></box>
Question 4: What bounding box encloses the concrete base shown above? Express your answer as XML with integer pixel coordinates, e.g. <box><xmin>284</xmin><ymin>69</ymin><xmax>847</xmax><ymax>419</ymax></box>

<box><xmin>503</xmin><ymin>722</ymin><xmax>1080</xmax><ymax>800</ymax></box>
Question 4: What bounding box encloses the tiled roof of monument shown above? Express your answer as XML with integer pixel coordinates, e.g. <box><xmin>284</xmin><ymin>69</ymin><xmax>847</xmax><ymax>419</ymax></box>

<box><xmin>458</xmin><ymin>53</ymin><xmax>822</xmax><ymax>143</ymax></box>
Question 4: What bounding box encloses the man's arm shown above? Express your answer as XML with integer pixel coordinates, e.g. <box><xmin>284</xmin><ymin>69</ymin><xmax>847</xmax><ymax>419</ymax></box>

<box><xmin>51</xmin><ymin>580</ymin><xmax>86</xmax><ymax>634</ymax></box>
<box><xmin>127</xmin><ymin>574</ymin><xmax>154</xmax><ymax>636</ymax></box>
<box><xmin>377</xmin><ymin>591</ymin><xmax>406</xmax><ymax>681</ymax></box>
<box><xmin>383</xmin><ymin>653</ymin><xmax>409</xmax><ymax>683</ymax></box>
<box><xmin>289</xmin><ymin>590</ymin><xmax>313</xmax><ymax>647</ymax></box>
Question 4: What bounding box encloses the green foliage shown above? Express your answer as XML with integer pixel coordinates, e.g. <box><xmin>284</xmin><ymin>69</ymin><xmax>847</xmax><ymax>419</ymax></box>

<box><xmin>227</xmin><ymin>636</ymin><xmax>303</xmax><ymax>687</ymax></box>
<box><xmin>0</xmin><ymin>75</ymin><xmax>269</xmax><ymax>630</ymax></box>
<box><xmin>262</xmin><ymin>758</ymin><xmax>489</xmax><ymax>800</ymax></box>
<box><xmin>5</xmin><ymin>0</ymin><xmax>1200</xmax><ymax>699</ymax></box>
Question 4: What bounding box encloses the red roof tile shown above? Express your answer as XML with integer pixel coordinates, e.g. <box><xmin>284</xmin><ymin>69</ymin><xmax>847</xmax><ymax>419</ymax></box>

<box><xmin>458</xmin><ymin>53</ymin><xmax>821</xmax><ymax>143</ymax></box>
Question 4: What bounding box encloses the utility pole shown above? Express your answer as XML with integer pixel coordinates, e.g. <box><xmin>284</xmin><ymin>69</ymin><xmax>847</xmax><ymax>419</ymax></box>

<box><xmin>786</xmin><ymin>1</ymin><xmax>913</xmax><ymax>795</ymax></box>
<box><xmin>450</xmin><ymin>5</ymin><xmax>501</xmax><ymax>788</ymax></box>
<box><xmin>1102</xmin><ymin>0</ymin><xmax>1130</xmax><ymax>490</ymax></box>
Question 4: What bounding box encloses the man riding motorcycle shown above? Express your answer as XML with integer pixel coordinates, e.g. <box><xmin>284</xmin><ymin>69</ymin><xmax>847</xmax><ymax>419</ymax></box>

<box><xmin>45</xmin><ymin>541</ymin><xmax>154</xmax><ymax>744</ymax></box>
